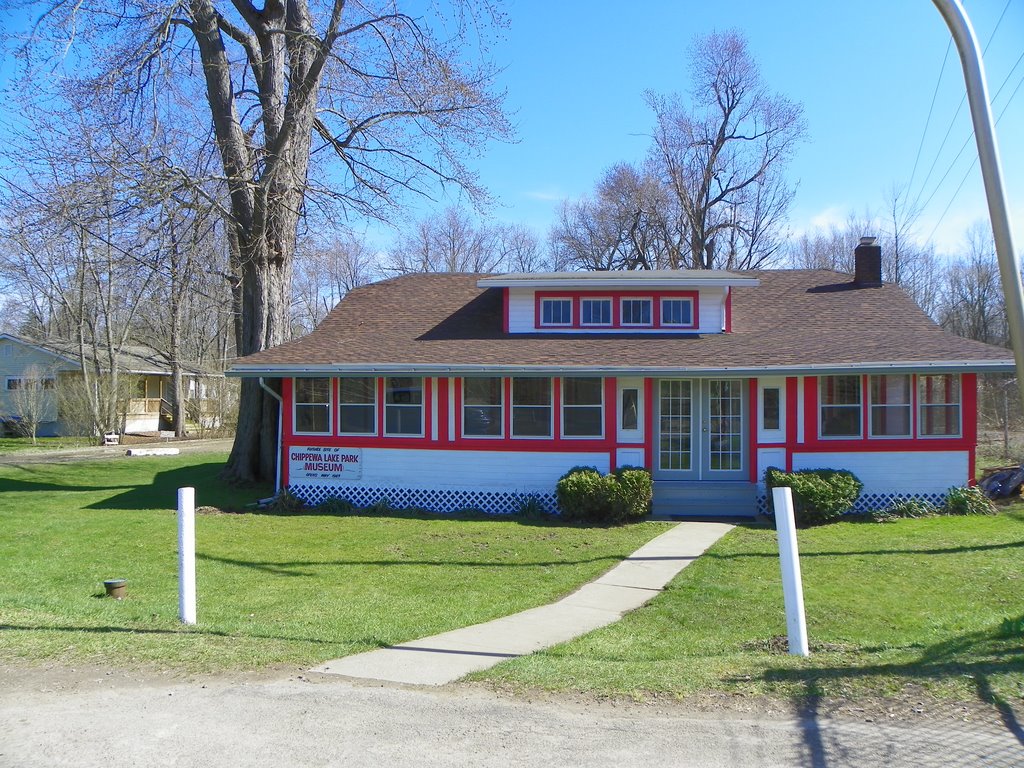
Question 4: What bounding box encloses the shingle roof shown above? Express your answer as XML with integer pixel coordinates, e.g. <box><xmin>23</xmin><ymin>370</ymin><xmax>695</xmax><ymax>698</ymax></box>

<box><xmin>1</xmin><ymin>334</ymin><xmax>221</xmax><ymax>377</ymax></box>
<box><xmin>229</xmin><ymin>270</ymin><xmax>1014</xmax><ymax>375</ymax></box>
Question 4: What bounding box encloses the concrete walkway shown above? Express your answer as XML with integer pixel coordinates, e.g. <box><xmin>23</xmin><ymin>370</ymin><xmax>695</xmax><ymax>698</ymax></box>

<box><xmin>314</xmin><ymin>521</ymin><xmax>733</xmax><ymax>686</ymax></box>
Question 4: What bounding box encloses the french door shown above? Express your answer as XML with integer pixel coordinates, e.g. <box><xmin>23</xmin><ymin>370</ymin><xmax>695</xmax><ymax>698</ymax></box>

<box><xmin>655</xmin><ymin>379</ymin><xmax>747</xmax><ymax>481</ymax></box>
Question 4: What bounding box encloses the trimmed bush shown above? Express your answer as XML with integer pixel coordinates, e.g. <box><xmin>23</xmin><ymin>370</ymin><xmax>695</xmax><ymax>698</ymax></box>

<box><xmin>942</xmin><ymin>485</ymin><xmax>997</xmax><ymax>516</ymax></box>
<box><xmin>765</xmin><ymin>467</ymin><xmax>863</xmax><ymax>527</ymax></box>
<box><xmin>556</xmin><ymin>465</ymin><xmax>652</xmax><ymax>525</ymax></box>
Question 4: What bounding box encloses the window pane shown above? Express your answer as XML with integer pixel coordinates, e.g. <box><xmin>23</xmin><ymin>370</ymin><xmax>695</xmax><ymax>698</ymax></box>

<box><xmin>386</xmin><ymin>377</ymin><xmax>422</xmax><ymax>405</ymax></box>
<box><xmin>296</xmin><ymin>377</ymin><xmax>330</xmax><ymax>404</ymax></box>
<box><xmin>386</xmin><ymin>405</ymin><xmax>421</xmax><ymax>434</ymax></box>
<box><xmin>542</xmin><ymin>299</ymin><xmax>571</xmax><ymax>325</ymax></box>
<box><xmin>918</xmin><ymin>375</ymin><xmax>960</xmax><ymax>405</ymax></box>
<box><xmin>661</xmin><ymin>299</ymin><xmax>692</xmax><ymax>326</ymax></box>
<box><xmin>564</xmin><ymin>407</ymin><xmax>602</xmax><ymax>436</ymax></box>
<box><xmin>581</xmin><ymin>299</ymin><xmax>611</xmax><ymax>325</ymax></box>
<box><xmin>821</xmin><ymin>406</ymin><xmax>861</xmax><ymax>437</ymax></box>
<box><xmin>920</xmin><ymin>405</ymin><xmax>960</xmax><ymax>436</ymax></box>
<box><xmin>465</xmin><ymin>377</ymin><xmax>501</xmax><ymax>405</ymax></box>
<box><xmin>622</xmin><ymin>299</ymin><xmax>651</xmax><ymax>325</ymax></box>
<box><xmin>340</xmin><ymin>377</ymin><xmax>375</xmax><ymax>404</ymax></box>
<box><xmin>513</xmin><ymin>406</ymin><xmax>551</xmax><ymax>436</ymax></box>
<box><xmin>621</xmin><ymin>389</ymin><xmax>639</xmax><ymax>431</ymax></box>
<box><xmin>871</xmin><ymin>406</ymin><xmax>910</xmax><ymax>437</ymax></box>
<box><xmin>464</xmin><ymin>406</ymin><xmax>502</xmax><ymax>436</ymax></box>
<box><xmin>296</xmin><ymin>404</ymin><xmax>329</xmax><ymax>433</ymax></box>
<box><xmin>762</xmin><ymin>388</ymin><xmax>780</xmax><ymax>431</ymax></box>
<box><xmin>820</xmin><ymin>375</ymin><xmax>860</xmax><ymax>406</ymax></box>
<box><xmin>563</xmin><ymin>377</ymin><xmax>602</xmax><ymax>405</ymax></box>
<box><xmin>340</xmin><ymin>405</ymin><xmax>375</xmax><ymax>434</ymax></box>
<box><xmin>513</xmin><ymin>378</ymin><xmax>551</xmax><ymax>406</ymax></box>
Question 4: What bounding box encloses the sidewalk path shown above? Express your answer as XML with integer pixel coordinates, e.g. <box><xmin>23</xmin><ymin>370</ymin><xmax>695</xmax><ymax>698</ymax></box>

<box><xmin>314</xmin><ymin>521</ymin><xmax>733</xmax><ymax>685</ymax></box>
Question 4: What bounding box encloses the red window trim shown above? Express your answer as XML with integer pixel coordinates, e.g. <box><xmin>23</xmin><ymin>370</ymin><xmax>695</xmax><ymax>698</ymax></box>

<box><xmin>534</xmin><ymin>290</ymin><xmax>700</xmax><ymax>331</ymax></box>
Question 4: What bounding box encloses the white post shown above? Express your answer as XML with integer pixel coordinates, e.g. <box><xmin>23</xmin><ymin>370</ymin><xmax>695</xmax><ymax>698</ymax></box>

<box><xmin>772</xmin><ymin>487</ymin><xmax>809</xmax><ymax>656</ymax></box>
<box><xmin>178</xmin><ymin>486</ymin><xmax>197</xmax><ymax>625</ymax></box>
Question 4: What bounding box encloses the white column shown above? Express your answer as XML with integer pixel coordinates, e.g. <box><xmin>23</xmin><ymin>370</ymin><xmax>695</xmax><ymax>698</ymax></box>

<box><xmin>178</xmin><ymin>486</ymin><xmax>197</xmax><ymax>625</ymax></box>
<box><xmin>772</xmin><ymin>486</ymin><xmax>809</xmax><ymax>656</ymax></box>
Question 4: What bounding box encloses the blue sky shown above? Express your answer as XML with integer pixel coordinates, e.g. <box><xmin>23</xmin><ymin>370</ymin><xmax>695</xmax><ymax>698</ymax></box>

<box><xmin>2</xmin><ymin>1</ymin><xmax>1022</xmax><ymax>259</ymax></box>
<box><xmin>460</xmin><ymin>0</ymin><xmax>1024</xmax><ymax>258</ymax></box>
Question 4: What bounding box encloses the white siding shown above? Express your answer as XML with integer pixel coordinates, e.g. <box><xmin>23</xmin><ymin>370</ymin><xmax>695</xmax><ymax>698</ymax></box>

<box><xmin>756</xmin><ymin>447</ymin><xmax>787</xmax><ymax>487</ymax></box>
<box><xmin>293</xmin><ymin>447</ymin><xmax>611</xmax><ymax>494</ymax></box>
<box><xmin>790</xmin><ymin>451</ymin><xmax>970</xmax><ymax>496</ymax></box>
<box><xmin>0</xmin><ymin>339</ymin><xmax>73</xmax><ymax>427</ymax></box>
<box><xmin>507</xmin><ymin>287</ymin><xmax>727</xmax><ymax>334</ymax></box>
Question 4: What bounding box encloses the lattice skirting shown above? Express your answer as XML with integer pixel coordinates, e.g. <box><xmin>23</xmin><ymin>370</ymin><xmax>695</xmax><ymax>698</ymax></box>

<box><xmin>756</xmin><ymin>490</ymin><xmax>950</xmax><ymax>516</ymax></box>
<box><xmin>288</xmin><ymin>483</ymin><xmax>559</xmax><ymax>515</ymax></box>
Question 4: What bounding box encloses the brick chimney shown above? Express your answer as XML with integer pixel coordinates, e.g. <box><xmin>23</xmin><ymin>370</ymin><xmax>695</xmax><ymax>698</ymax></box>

<box><xmin>853</xmin><ymin>236</ymin><xmax>883</xmax><ymax>287</ymax></box>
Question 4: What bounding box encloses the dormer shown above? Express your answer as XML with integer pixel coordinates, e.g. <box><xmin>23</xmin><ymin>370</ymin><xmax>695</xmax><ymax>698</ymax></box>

<box><xmin>477</xmin><ymin>270</ymin><xmax>759</xmax><ymax>334</ymax></box>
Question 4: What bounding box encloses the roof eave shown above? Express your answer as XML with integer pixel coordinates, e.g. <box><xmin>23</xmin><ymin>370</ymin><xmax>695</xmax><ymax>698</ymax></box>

<box><xmin>228</xmin><ymin>359</ymin><xmax>1015</xmax><ymax>377</ymax></box>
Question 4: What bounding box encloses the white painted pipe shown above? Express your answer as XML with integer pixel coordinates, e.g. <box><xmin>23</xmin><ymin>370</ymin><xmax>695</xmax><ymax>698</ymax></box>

<box><xmin>932</xmin><ymin>0</ymin><xmax>1024</xmax><ymax>412</ymax></box>
<box><xmin>772</xmin><ymin>487</ymin><xmax>809</xmax><ymax>656</ymax></box>
<box><xmin>178</xmin><ymin>486</ymin><xmax>197</xmax><ymax>625</ymax></box>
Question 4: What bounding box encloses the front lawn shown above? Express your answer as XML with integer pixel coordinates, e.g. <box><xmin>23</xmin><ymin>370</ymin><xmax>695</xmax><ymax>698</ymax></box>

<box><xmin>0</xmin><ymin>454</ymin><xmax>668</xmax><ymax>671</ymax></box>
<box><xmin>0</xmin><ymin>437</ymin><xmax>96</xmax><ymax>453</ymax></box>
<box><xmin>477</xmin><ymin>513</ymin><xmax>1024</xmax><ymax>707</ymax></box>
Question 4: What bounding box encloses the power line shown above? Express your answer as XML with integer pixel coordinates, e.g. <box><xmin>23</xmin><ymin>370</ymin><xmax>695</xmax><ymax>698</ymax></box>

<box><xmin>906</xmin><ymin>39</ymin><xmax>953</xmax><ymax>200</ymax></box>
<box><xmin>908</xmin><ymin>0</ymin><xmax>1013</xmax><ymax>214</ymax></box>
<box><xmin>924</xmin><ymin>66</ymin><xmax>1024</xmax><ymax>245</ymax></box>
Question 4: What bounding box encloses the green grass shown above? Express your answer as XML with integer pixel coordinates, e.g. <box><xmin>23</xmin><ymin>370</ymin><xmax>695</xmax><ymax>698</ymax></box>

<box><xmin>0</xmin><ymin>436</ymin><xmax>96</xmax><ymax>453</ymax></box>
<box><xmin>476</xmin><ymin>514</ymin><xmax>1024</xmax><ymax>706</ymax></box>
<box><xmin>0</xmin><ymin>454</ymin><xmax>668</xmax><ymax>671</ymax></box>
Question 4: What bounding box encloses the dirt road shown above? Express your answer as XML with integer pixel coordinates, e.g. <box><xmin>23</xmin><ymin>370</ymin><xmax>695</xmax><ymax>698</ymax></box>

<box><xmin>1</xmin><ymin>665</ymin><xmax>1020</xmax><ymax>768</ymax></box>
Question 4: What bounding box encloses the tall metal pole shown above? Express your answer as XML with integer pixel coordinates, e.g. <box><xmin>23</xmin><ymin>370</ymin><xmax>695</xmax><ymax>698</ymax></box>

<box><xmin>932</xmin><ymin>0</ymin><xmax>1024</xmax><ymax>409</ymax></box>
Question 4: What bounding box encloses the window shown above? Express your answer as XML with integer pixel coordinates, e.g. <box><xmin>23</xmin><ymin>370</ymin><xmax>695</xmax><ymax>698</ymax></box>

<box><xmin>661</xmin><ymin>298</ymin><xmax>693</xmax><ymax>327</ymax></box>
<box><xmin>512</xmin><ymin>378</ymin><xmax>552</xmax><ymax>437</ymax></box>
<box><xmin>562</xmin><ymin>378</ymin><xmax>603</xmax><ymax>437</ymax></box>
<box><xmin>294</xmin><ymin>377</ymin><xmax>331</xmax><ymax>434</ymax></box>
<box><xmin>580</xmin><ymin>298</ymin><xmax>611</xmax><ymax>326</ymax></box>
<box><xmin>870</xmin><ymin>375</ymin><xmax>911</xmax><ymax>437</ymax></box>
<box><xmin>620</xmin><ymin>298</ymin><xmax>652</xmax><ymax>326</ymax></box>
<box><xmin>621</xmin><ymin>388</ymin><xmax>639</xmax><ymax>431</ymax></box>
<box><xmin>339</xmin><ymin>377</ymin><xmax>376</xmax><ymax>435</ymax></box>
<box><xmin>762</xmin><ymin>387</ymin><xmax>781</xmax><ymax>431</ymax></box>
<box><xmin>385</xmin><ymin>377</ymin><xmax>423</xmax><ymax>435</ymax></box>
<box><xmin>919</xmin><ymin>375</ymin><xmax>961</xmax><ymax>437</ymax></box>
<box><xmin>6</xmin><ymin>377</ymin><xmax>21</xmax><ymax>390</ymax></box>
<box><xmin>540</xmin><ymin>298</ymin><xmax>572</xmax><ymax>326</ymax></box>
<box><xmin>819</xmin><ymin>375</ymin><xmax>861</xmax><ymax>438</ymax></box>
<box><xmin>463</xmin><ymin>377</ymin><xmax>503</xmax><ymax>437</ymax></box>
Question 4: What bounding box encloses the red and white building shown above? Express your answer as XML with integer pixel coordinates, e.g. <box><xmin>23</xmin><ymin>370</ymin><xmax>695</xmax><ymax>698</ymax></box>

<box><xmin>230</xmin><ymin>240</ymin><xmax>1013</xmax><ymax>517</ymax></box>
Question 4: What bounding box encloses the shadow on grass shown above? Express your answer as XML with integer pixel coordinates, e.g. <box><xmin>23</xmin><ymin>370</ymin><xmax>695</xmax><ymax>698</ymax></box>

<box><xmin>83</xmin><ymin>464</ymin><xmax>269</xmax><ymax>512</ymax></box>
<box><xmin>0</xmin><ymin>476</ymin><xmax>135</xmax><ymax>494</ymax></box>
<box><xmin>747</xmin><ymin>615</ymin><xmax>1024</xmax><ymax>764</ymax></box>
<box><xmin>704</xmin><ymin>538</ymin><xmax>1024</xmax><ymax>559</ymax></box>
<box><xmin>197</xmin><ymin>551</ymin><xmax>624</xmax><ymax>577</ymax></box>
<box><xmin>0</xmin><ymin>622</ymin><xmax>387</xmax><ymax>650</ymax></box>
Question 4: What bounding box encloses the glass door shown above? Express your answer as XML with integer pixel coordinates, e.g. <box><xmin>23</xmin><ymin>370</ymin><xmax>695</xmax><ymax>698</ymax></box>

<box><xmin>655</xmin><ymin>379</ymin><xmax>746</xmax><ymax>481</ymax></box>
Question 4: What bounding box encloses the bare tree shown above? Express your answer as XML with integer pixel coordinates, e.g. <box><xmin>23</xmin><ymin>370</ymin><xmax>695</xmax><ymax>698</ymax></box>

<box><xmin>549</xmin><ymin>164</ymin><xmax>674</xmax><ymax>271</ymax></box>
<box><xmin>647</xmin><ymin>30</ymin><xmax>805</xmax><ymax>269</ymax></box>
<box><xmin>292</xmin><ymin>233</ymin><xmax>378</xmax><ymax>331</ymax></box>
<box><xmin>494</xmin><ymin>222</ymin><xmax>549</xmax><ymax>273</ymax></box>
<box><xmin>15</xmin><ymin>0</ymin><xmax>511</xmax><ymax>482</ymax></box>
<box><xmin>938</xmin><ymin>223</ymin><xmax>1007</xmax><ymax>346</ymax></box>
<box><xmin>387</xmin><ymin>207</ymin><xmax>506</xmax><ymax>274</ymax></box>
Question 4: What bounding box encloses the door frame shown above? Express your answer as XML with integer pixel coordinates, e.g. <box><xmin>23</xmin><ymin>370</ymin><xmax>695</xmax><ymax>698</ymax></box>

<box><xmin>653</xmin><ymin>378</ymin><xmax>748</xmax><ymax>482</ymax></box>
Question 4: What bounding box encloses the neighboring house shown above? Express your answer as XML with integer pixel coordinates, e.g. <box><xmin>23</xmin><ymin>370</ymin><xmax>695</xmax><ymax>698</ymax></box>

<box><xmin>228</xmin><ymin>239</ymin><xmax>1014</xmax><ymax>517</ymax></box>
<box><xmin>0</xmin><ymin>334</ymin><xmax>220</xmax><ymax>437</ymax></box>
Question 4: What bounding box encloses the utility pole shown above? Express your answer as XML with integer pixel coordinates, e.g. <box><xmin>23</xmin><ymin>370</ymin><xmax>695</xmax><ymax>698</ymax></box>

<box><xmin>932</xmin><ymin>0</ymin><xmax>1024</xmax><ymax>409</ymax></box>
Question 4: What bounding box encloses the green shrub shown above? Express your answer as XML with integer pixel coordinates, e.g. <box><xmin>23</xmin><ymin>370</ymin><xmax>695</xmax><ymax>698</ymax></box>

<box><xmin>514</xmin><ymin>494</ymin><xmax>553</xmax><ymax>519</ymax></box>
<box><xmin>611</xmin><ymin>466</ymin><xmax>654</xmax><ymax>521</ymax></box>
<box><xmin>556</xmin><ymin>465</ymin><xmax>652</xmax><ymax>525</ymax></box>
<box><xmin>871</xmin><ymin>497</ymin><xmax>939</xmax><ymax>522</ymax></box>
<box><xmin>765</xmin><ymin>467</ymin><xmax>862</xmax><ymax>527</ymax></box>
<box><xmin>942</xmin><ymin>485</ymin><xmax>996</xmax><ymax>516</ymax></box>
